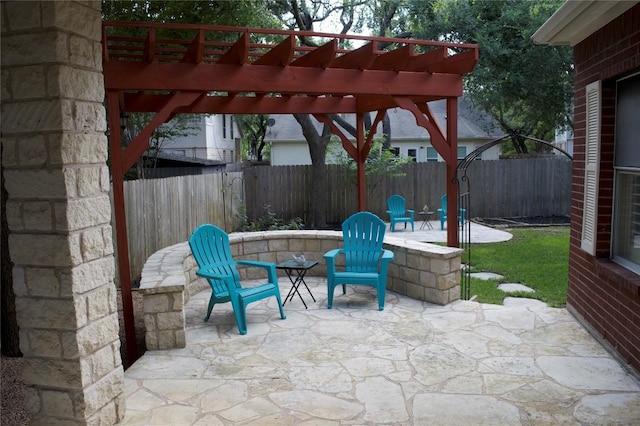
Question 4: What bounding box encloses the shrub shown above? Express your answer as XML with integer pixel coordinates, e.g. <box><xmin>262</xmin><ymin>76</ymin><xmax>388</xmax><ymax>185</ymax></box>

<box><xmin>237</xmin><ymin>205</ymin><xmax>304</xmax><ymax>231</ymax></box>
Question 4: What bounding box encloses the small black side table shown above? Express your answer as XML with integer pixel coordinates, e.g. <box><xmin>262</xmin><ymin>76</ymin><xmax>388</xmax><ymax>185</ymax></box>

<box><xmin>276</xmin><ymin>259</ymin><xmax>318</xmax><ymax>309</ymax></box>
<box><xmin>418</xmin><ymin>211</ymin><xmax>434</xmax><ymax>230</ymax></box>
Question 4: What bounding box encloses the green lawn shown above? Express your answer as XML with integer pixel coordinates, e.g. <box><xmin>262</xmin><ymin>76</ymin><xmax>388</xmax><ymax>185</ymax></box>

<box><xmin>467</xmin><ymin>226</ymin><xmax>570</xmax><ymax>307</ymax></box>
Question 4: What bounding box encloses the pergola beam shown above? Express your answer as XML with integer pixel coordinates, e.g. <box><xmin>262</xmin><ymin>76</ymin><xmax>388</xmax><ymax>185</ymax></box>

<box><xmin>103</xmin><ymin>62</ymin><xmax>463</xmax><ymax>97</ymax></box>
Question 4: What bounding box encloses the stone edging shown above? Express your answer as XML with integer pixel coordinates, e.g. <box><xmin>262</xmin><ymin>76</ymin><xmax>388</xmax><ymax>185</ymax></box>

<box><xmin>140</xmin><ymin>230</ymin><xmax>463</xmax><ymax>350</ymax></box>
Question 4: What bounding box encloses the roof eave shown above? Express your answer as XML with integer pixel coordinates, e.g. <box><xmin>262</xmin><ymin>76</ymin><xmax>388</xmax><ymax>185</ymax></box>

<box><xmin>532</xmin><ymin>0</ymin><xmax>638</xmax><ymax>46</ymax></box>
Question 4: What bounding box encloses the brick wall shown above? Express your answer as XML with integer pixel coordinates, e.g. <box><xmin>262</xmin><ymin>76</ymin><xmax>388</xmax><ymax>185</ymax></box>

<box><xmin>569</xmin><ymin>4</ymin><xmax>640</xmax><ymax>375</ymax></box>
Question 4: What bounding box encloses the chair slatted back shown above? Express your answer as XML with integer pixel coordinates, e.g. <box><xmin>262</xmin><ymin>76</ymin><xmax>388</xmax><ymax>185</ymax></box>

<box><xmin>387</xmin><ymin>195</ymin><xmax>407</xmax><ymax>217</ymax></box>
<box><xmin>342</xmin><ymin>212</ymin><xmax>386</xmax><ymax>273</ymax></box>
<box><xmin>189</xmin><ymin>224</ymin><xmax>241</xmax><ymax>296</ymax></box>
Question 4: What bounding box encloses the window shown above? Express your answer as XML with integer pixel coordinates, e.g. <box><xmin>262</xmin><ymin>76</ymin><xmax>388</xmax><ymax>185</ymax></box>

<box><xmin>426</xmin><ymin>147</ymin><xmax>439</xmax><ymax>162</ymax></box>
<box><xmin>612</xmin><ymin>73</ymin><xmax>640</xmax><ymax>273</ymax></box>
<box><xmin>408</xmin><ymin>148</ymin><xmax>417</xmax><ymax>162</ymax></box>
<box><xmin>457</xmin><ymin>146</ymin><xmax>467</xmax><ymax>160</ymax></box>
<box><xmin>222</xmin><ymin>114</ymin><xmax>227</xmax><ymax>138</ymax></box>
<box><xmin>390</xmin><ymin>147</ymin><xmax>400</xmax><ymax>157</ymax></box>
<box><xmin>230</xmin><ymin>115</ymin><xmax>234</xmax><ymax>140</ymax></box>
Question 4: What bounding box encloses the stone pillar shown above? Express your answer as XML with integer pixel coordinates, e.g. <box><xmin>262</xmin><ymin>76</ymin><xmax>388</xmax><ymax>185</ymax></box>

<box><xmin>1</xmin><ymin>1</ymin><xmax>125</xmax><ymax>424</ymax></box>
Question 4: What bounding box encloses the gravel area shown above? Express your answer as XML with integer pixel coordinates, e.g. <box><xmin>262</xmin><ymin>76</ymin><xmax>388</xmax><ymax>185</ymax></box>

<box><xmin>1</xmin><ymin>289</ymin><xmax>146</xmax><ymax>424</ymax></box>
<box><xmin>1</xmin><ymin>355</ymin><xmax>29</xmax><ymax>426</ymax></box>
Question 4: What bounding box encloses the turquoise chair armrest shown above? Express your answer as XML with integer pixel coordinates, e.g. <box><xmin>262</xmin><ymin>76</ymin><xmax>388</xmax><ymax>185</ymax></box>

<box><xmin>236</xmin><ymin>260</ymin><xmax>278</xmax><ymax>284</ymax></box>
<box><xmin>237</xmin><ymin>259</ymin><xmax>273</xmax><ymax>269</ymax></box>
<box><xmin>324</xmin><ymin>249</ymin><xmax>342</xmax><ymax>259</ymax></box>
<box><xmin>324</xmin><ymin>248</ymin><xmax>343</xmax><ymax>274</ymax></box>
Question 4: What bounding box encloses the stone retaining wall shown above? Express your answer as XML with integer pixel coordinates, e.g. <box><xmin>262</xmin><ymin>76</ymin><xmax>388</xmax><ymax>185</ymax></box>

<box><xmin>140</xmin><ymin>230</ymin><xmax>463</xmax><ymax>350</ymax></box>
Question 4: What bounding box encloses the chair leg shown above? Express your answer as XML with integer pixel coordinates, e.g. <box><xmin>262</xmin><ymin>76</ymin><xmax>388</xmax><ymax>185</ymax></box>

<box><xmin>230</xmin><ymin>298</ymin><xmax>247</xmax><ymax>335</ymax></box>
<box><xmin>275</xmin><ymin>293</ymin><xmax>286</xmax><ymax>319</ymax></box>
<box><xmin>204</xmin><ymin>295</ymin><xmax>216</xmax><ymax>321</ymax></box>
<box><xmin>327</xmin><ymin>282</ymin><xmax>335</xmax><ymax>309</ymax></box>
<box><xmin>377</xmin><ymin>286</ymin><xmax>385</xmax><ymax>311</ymax></box>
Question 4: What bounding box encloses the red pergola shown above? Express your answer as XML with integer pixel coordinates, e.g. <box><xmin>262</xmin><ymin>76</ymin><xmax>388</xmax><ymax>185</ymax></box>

<box><xmin>102</xmin><ymin>21</ymin><xmax>478</xmax><ymax>363</ymax></box>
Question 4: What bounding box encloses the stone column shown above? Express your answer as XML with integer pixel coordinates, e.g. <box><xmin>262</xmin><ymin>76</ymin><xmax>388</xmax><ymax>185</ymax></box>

<box><xmin>1</xmin><ymin>1</ymin><xmax>124</xmax><ymax>424</ymax></box>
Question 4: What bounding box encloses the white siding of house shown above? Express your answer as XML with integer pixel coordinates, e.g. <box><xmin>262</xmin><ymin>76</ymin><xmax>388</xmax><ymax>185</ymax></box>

<box><xmin>160</xmin><ymin>114</ymin><xmax>238</xmax><ymax>162</ymax></box>
<box><xmin>270</xmin><ymin>139</ymin><xmax>500</xmax><ymax>165</ymax></box>
<box><xmin>270</xmin><ymin>142</ymin><xmax>313</xmax><ymax>166</ymax></box>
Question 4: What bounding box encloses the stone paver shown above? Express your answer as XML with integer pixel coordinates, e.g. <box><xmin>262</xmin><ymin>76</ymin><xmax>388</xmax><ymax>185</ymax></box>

<box><xmin>470</xmin><ymin>272</ymin><xmax>505</xmax><ymax>280</ymax></box>
<box><xmin>499</xmin><ymin>283</ymin><xmax>535</xmax><ymax>292</ymax></box>
<box><xmin>120</xmin><ymin>277</ymin><xmax>640</xmax><ymax>425</ymax></box>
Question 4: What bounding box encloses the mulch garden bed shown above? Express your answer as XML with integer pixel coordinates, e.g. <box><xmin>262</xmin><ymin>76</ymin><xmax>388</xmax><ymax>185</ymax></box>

<box><xmin>474</xmin><ymin>215</ymin><xmax>570</xmax><ymax>228</ymax></box>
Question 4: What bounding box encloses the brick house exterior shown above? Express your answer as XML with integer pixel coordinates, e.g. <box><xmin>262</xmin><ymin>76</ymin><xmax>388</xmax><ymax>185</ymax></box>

<box><xmin>534</xmin><ymin>2</ymin><xmax>640</xmax><ymax>375</ymax></box>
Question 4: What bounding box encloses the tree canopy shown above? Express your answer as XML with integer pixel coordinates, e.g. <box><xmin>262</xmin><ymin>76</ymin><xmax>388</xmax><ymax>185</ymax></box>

<box><xmin>102</xmin><ymin>0</ymin><xmax>283</xmax><ymax>28</ymax></box>
<box><xmin>407</xmin><ymin>0</ymin><xmax>573</xmax><ymax>152</ymax></box>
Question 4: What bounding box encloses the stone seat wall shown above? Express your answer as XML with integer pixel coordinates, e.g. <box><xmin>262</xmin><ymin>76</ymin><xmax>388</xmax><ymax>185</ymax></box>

<box><xmin>139</xmin><ymin>230</ymin><xmax>463</xmax><ymax>350</ymax></box>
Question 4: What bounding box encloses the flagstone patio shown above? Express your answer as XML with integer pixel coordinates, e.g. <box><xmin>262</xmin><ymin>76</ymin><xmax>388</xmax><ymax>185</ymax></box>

<box><xmin>120</xmin><ymin>276</ymin><xmax>640</xmax><ymax>425</ymax></box>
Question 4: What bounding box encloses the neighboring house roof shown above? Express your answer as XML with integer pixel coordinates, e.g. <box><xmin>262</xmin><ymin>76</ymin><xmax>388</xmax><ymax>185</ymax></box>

<box><xmin>265</xmin><ymin>98</ymin><xmax>502</xmax><ymax>142</ymax></box>
<box><xmin>532</xmin><ymin>0</ymin><xmax>639</xmax><ymax>46</ymax></box>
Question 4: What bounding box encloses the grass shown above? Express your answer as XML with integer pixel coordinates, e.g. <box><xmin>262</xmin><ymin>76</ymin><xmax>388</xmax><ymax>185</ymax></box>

<box><xmin>467</xmin><ymin>226</ymin><xmax>570</xmax><ymax>307</ymax></box>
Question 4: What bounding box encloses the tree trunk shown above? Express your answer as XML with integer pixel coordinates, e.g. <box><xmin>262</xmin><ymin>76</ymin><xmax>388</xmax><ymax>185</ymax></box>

<box><xmin>1</xmin><ymin>158</ymin><xmax>22</xmax><ymax>357</ymax></box>
<box><xmin>294</xmin><ymin>114</ymin><xmax>331</xmax><ymax>229</ymax></box>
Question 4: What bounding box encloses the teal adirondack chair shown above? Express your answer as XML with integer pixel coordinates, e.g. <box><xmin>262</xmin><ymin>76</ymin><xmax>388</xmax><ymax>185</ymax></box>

<box><xmin>386</xmin><ymin>194</ymin><xmax>415</xmax><ymax>232</ymax></box>
<box><xmin>324</xmin><ymin>212</ymin><xmax>394</xmax><ymax>310</ymax></box>
<box><xmin>437</xmin><ymin>194</ymin><xmax>466</xmax><ymax>230</ymax></box>
<box><xmin>188</xmin><ymin>224</ymin><xmax>286</xmax><ymax>335</ymax></box>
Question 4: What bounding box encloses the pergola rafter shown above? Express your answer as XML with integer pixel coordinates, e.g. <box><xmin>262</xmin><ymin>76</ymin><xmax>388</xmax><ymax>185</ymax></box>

<box><xmin>102</xmin><ymin>21</ymin><xmax>478</xmax><ymax>363</ymax></box>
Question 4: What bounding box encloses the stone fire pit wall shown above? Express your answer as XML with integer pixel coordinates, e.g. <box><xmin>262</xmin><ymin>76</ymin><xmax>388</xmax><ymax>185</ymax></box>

<box><xmin>140</xmin><ymin>230</ymin><xmax>463</xmax><ymax>350</ymax></box>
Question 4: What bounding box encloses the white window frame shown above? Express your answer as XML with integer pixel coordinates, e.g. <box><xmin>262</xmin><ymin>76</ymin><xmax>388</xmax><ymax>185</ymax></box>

<box><xmin>581</xmin><ymin>81</ymin><xmax>601</xmax><ymax>255</ymax></box>
<box><xmin>611</xmin><ymin>72</ymin><xmax>640</xmax><ymax>273</ymax></box>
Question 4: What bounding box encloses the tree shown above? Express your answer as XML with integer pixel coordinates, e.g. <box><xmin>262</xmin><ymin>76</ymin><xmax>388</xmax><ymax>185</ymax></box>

<box><xmin>119</xmin><ymin>113</ymin><xmax>200</xmax><ymax>179</ymax></box>
<box><xmin>407</xmin><ymin>0</ymin><xmax>573</xmax><ymax>153</ymax></box>
<box><xmin>279</xmin><ymin>0</ymin><xmax>413</xmax><ymax>227</ymax></box>
<box><xmin>103</xmin><ymin>0</ymin><xmax>283</xmax><ymax>29</ymax></box>
<box><xmin>277</xmin><ymin>0</ymin><xmax>367</xmax><ymax>228</ymax></box>
<box><xmin>235</xmin><ymin>114</ymin><xmax>272</xmax><ymax>161</ymax></box>
<box><xmin>329</xmin><ymin>135</ymin><xmax>414</xmax><ymax>192</ymax></box>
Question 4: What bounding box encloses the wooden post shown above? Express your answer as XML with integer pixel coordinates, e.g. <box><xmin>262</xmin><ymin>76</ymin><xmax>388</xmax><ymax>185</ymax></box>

<box><xmin>446</xmin><ymin>97</ymin><xmax>459</xmax><ymax>247</ymax></box>
<box><xmin>356</xmin><ymin>113</ymin><xmax>367</xmax><ymax>211</ymax></box>
<box><xmin>106</xmin><ymin>92</ymin><xmax>138</xmax><ymax>365</ymax></box>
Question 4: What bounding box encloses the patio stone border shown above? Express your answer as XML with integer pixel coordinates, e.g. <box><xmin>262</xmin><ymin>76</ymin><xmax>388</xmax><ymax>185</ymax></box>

<box><xmin>139</xmin><ymin>230</ymin><xmax>463</xmax><ymax>350</ymax></box>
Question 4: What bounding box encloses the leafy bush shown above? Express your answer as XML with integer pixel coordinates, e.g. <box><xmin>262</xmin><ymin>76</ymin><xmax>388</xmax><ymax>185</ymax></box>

<box><xmin>237</xmin><ymin>205</ymin><xmax>304</xmax><ymax>232</ymax></box>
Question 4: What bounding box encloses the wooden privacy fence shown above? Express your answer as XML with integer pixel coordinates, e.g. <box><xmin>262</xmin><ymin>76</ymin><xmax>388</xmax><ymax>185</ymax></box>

<box><xmin>116</xmin><ymin>157</ymin><xmax>571</xmax><ymax>281</ymax></box>
<box><xmin>113</xmin><ymin>172</ymin><xmax>244</xmax><ymax>282</ymax></box>
<box><xmin>243</xmin><ymin>158</ymin><xmax>572</xmax><ymax>224</ymax></box>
